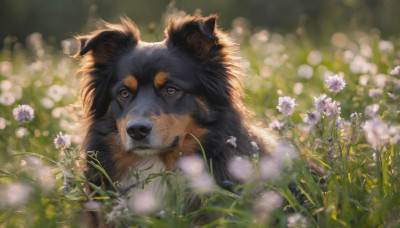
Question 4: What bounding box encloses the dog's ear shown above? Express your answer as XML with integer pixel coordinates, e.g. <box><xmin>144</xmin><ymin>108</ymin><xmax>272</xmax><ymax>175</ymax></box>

<box><xmin>75</xmin><ymin>18</ymin><xmax>140</xmax><ymax>64</ymax></box>
<box><xmin>166</xmin><ymin>15</ymin><xmax>224</xmax><ymax>61</ymax></box>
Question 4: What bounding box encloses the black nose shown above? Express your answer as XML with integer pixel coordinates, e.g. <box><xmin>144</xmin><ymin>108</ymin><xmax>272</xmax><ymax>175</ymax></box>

<box><xmin>126</xmin><ymin>120</ymin><xmax>153</xmax><ymax>140</ymax></box>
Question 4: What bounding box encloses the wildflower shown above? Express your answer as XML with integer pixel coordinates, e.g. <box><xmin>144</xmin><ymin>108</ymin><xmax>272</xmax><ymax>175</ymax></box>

<box><xmin>228</xmin><ymin>157</ymin><xmax>254</xmax><ymax>182</ymax></box>
<box><xmin>349</xmin><ymin>55</ymin><xmax>370</xmax><ymax>74</ymax></box>
<box><xmin>276</xmin><ymin>96</ymin><xmax>297</xmax><ymax>116</ymax></box>
<box><xmin>54</xmin><ymin>132</ymin><xmax>71</xmax><ymax>149</ymax></box>
<box><xmin>1</xmin><ymin>182</ymin><xmax>33</xmax><ymax>207</ymax></box>
<box><xmin>287</xmin><ymin>213</ymin><xmax>309</xmax><ymax>228</ymax></box>
<box><xmin>40</xmin><ymin>98</ymin><xmax>54</xmax><ymax>109</ymax></box>
<box><xmin>331</xmin><ymin>32</ymin><xmax>348</xmax><ymax>48</ymax></box>
<box><xmin>253</xmin><ymin>191</ymin><xmax>283</xmax><ymax>213</ymax></box>
<box><xmin>323</xmin><ymin>101</ymin><xmax>341</xmax><ymax>118</ymax></box>
<box><xmin>373</xmin><ymin>74</ymin><xmax>387</xmax><ymax>88</ymax></box>
<box><xmin>363</xmin><ymin>117</ymin><xmax>389</xmax><ymax>150</ymax></box>
<box><xmin>12</xmin><ymin>104</ymin><xmax>34</xmax><ymax>123</ymax></box>
<box><xmin>107</xmin><ymin>198</ymin><xmax>127</xmax><ymax>221</ymax></box>
<box><xmin>0</xmin><ymin>61</ymin><xmax>13</xmax><ymax>77</ymax></box>
<box><xmin>307</xmin><ymin>50</ymin><xmax>322</xmax><ymax>66</ymax></box>
<box><xmin>129</xmin><ymin>191</ymin><xmax>159</xmax><ymax>215</ymax></box>
<box><xmin>325</xmin><ymin>74</ymin><xmax>346</xmax><ymax>94</ymax></box>
<box><xmin>364</xmin><ymin>104</ymin><xmax>379</xmax><ymax>118</ymax></box>
<box><xmin>303</xmin><ymin>111</ymin><xmax>320</xmax><ymax>125</ymax></box>
<box><xmin>378</xmin><ymin>40</ymin><xmax>394</xmax><ymax>53</ymax></box>
<box><xmin>177</xmin><ymin>155</ymin><xmax>205</xmax><ymax>178</ymax></box>
<box><xmin>293</xmin><ymin>82</ymin><xmax>303</xmax><ymax>95</ymax></box>
<box><xmin>189</xmin><ymin>173</ymin><xmax>215</xmax><ymax>193</ymax></box>
<box><xmin>268</xmin><ymin>120</ymin><xmax>284</xmax><ymax>131</ymax></box>
<box><xmin>0</xmin><ymin>93</ymin><xmax>16</xmax><ymax>106</ymax></box>
<box><xmin>15</xmin><ymin>127</ymin><xmax>28</xmax><ymax>138</ymax></box>
<box><xmin>314</xmin><ymin>94</ymin><xmax>332</xmax><ymax>112</ymax></box>
<box><xmin>389</xmin><ymin>125</ymin><xmax>400</xmax><ymax>144</ymax></box>
<box><xmin>358</xmin><ymin>75</ymin><xmax>369</xmax><ymax>86</ymax></box>
<box><xmin>297</xmin><ymin>64</ymin><xmax>313</xmax><ymax>79</ymax></box>
<box><xmin>258</xmin><ymin>157</ymin><xmax>280</xmax><ymax>180</ymax></box>
<box><xmin>390</xmin><ymin>66</ymin><xmax>400</xmax><ymax>75</ymax></box>
<box><xmin>372</xmin><ymin>152</ymin><xmax>379</xmax><ymax>162</ymax></box>
<box><xmin>84</xmin><ymin>200</ymin><xmax>102</xmax><ymax>211</ymax></box>
<box><xmin>0</xmin><ymin>117</ymin><xmax>8</xmax><ymax>130</ymax></box>
<box><xmin>47</xmin><ymin>85</ymin><xmax>67</xmax><ymax>102</ymax></box>
<box><xmin>368</xmin><ymin>88</ymin><xmax>383</xmax><ymax>97</ymax></box>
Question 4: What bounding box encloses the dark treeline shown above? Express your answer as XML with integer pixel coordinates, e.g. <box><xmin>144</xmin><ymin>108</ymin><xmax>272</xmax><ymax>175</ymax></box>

<box><xmin>1</xmin><ymin>0</ymin><xmax>399</xmax><ymax>46</ymax></box>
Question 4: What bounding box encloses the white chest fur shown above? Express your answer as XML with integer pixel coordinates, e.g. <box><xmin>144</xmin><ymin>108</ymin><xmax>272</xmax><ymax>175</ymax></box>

<box><xmin>119</xmin><ymin>156</ymin><xmax>168</xmax><ymax>199</ymax></box>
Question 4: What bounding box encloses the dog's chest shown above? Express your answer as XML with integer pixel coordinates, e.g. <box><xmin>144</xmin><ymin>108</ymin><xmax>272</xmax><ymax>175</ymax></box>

<box><xmin>119</xmin><ymin>156</ymin><xmax>168</xmax><ymax>199</ymax></box>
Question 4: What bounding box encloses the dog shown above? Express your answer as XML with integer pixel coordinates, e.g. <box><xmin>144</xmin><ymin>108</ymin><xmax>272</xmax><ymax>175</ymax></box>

<box><xmin>75</xmin><ymin>14</ymin><xmax>286</xmax><ymax>226</ymax></box>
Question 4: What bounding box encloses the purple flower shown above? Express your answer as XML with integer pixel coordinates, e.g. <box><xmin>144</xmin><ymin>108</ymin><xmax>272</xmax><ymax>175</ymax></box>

<box><xmin>12</xmin><ymin>104</ymin><xmax>34</xmax><ymax>124</ymax></box>
<box><xmin>303</xmin><ymin>111</ymin><xmax>320</xmax><ymax>125</ymax></box>
<box><xmin>268</xmin><ymin>120</ymin><xmax>284</xmax><ymax>131</ymax></box>
<box><xmin>314</xmin><ymin>94</ymin><xmax>332</xmax><ymax>112</ymax></box>
<box><xmin>363</xmin><ymin>117</ymin><xmax>389</xmax><ymax>150</ymax></box>
<box><xmin>390</xmin><ymin>66</ymin><xmax>400</xmax><ymax>75</ymax></box>
<box><xmin>323</xmin><ymin>101</ymin><xmax>341</xmax><ymax>118</ymax></box>
<box><xmin>325</xmin><ymin>74</ymin><xmax>346</xmax><ymax>94</ymax></box>
<box><xmin>54</xmin><ymin>132</ymin><xmax>71</xmax><ymax>149</ymax></box>
<box><xmin>276</xmin><ymin>96</ymin><xmax>297</xmax><ymax>116</ymax></box>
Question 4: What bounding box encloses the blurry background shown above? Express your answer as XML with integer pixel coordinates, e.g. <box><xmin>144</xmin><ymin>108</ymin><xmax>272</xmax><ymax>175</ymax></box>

<box><xmin>1</xmin><ymin>0</ymin><xmax>400</xmax><ymax>47</ymax></box>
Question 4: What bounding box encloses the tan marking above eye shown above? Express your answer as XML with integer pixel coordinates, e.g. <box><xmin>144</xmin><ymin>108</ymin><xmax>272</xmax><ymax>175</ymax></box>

<box><xmin>154</xmin><ymin>72</ymin><xmax>169</xmax><ymax>88</ymax></box>
<box><xmin>124</xmin><ymin>75</ymin><xmax>138</xmax><ymax>90</ymax></box>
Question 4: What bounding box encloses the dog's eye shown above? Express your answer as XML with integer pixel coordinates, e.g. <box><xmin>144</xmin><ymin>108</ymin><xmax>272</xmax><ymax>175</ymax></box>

<box><xmin>166</xmin><ymin>87</ymin><xmax>177</xmax><ymax>96</ymax></box>
<box><xmin>119</xmin><ymin>89</ymin><xmax>130</xmax><ymax>98</ymax></box>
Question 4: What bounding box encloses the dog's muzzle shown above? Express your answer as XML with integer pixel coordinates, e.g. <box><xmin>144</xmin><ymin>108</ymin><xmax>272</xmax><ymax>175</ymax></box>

<box><xmin>126</xmin><ymin>119</ymin><xmax>153</xmax><ymax>141</ymax></box>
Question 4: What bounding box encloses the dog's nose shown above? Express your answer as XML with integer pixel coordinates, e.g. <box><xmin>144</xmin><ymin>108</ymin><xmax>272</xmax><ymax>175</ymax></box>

<box><xmin>126</xmin><ymin>120</ymin><xmax>153</xmax><ymax>140</ymax></box>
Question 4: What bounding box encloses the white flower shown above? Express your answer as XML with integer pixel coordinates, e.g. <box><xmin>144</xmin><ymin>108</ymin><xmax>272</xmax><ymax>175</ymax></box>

<box><xmin>363</xmin><ymin>117</ymin><xmax>389</xmax><ymax>150</ymax></box>
<box><xmin>177</xmin><ymin>155</ymin><xmax>205</xmax><ymax>178</ymax></box>
<box><xmin>47</xmin><ymin>85</ymin><xmax>67</xmax><ymax>102</ymax></box>
<box><xmin>54</xmin><ymin>132</ymin><xmax>71</xmax><ymax>149</ymax></box>
<box><xmin>390</xmin><ymin>66</ymin><xmax>400</xmax><ymax>75</ymax></box>
<box><xmin>287</xmin><ymin>213</ymin><xmax>309</xmax><ymax>228</ymax></box>
<box><xmin>258</xmin><ymin>157</ymin><xmax>280</xmax><ymax>180</ymax></box>
<box><xmin>84</xmin><ymin>200</ymin><xmax>102</xmax><ymax>211</ymax></box>
<box><xmin>368</xmin><ymin>88</ymin><xmax>383</xmax><ymax>97</ymax></box>
<box><xmin>1</xmin><ymin>182</ymin><xmax>33</xmax><ymax>207</ymax></box>
<box><xmin>303</xmin><ymin>111</ymin><xmax>320</xmax><ymax>125</ymax></box>
<box><xmin>307</xmin><ymin>50</ymin><xmax>322</xmax><ymax>66</ymax></box>
<box><xmin>378</xmin><ymin>40</ymin><xmax>394</xmax><ymax>53</ymax></box>
<box><xmin>349</xmin><ymin>55</ymin><xmax>370</xmax><ymax>74</ymax></box>
<box><xmin>276</xmin><ymin>96</ymin><xmax>297</xmax><ymax>116</ymax></box>
<box><xmin>325</xmin><ymin>74</ymin><xmax>346</xmax><ymax>94</ymax></box>
<box><xmin>0</xmin><ymin>93</ymin><xmax>16</xmax><ymax>106</ymax></box>
<box><xmin>129</xmin><ymin>191</ymin><xmax>159</xmax><ymax>215</ymax></box>
<box><xmin>227</xmin><ymin>157</ymin><xmax>254</xmax><ymax>182</ymax></box>
<box><xmin>314</xmin><ymin>94</ymin><xmax>332</xmax><ymax>112</ymax></box>
<box><xmin>12</xmin><ymin>104</ymin><xmax>34</xmax><ymax>123</ymax></box>
<box><xmin>107</xmin><ymin>198</ymin><xmax>127</xmax><ymax>221</ymax></box>
<box><xmin>364</xmin><ymin>104</ymin><xmax>379</xmax><ymax>119</ymax></box>
<box><xmin>253</xmin><ymin>191</ymin><xmax>283</xmax><ymax>213</ymax></box>
<box><xmin>268</xmin><ymin>120</ymin><xmax>284</xmax><ymax>131</ymax></box>
<box><xmin>189</xmin><ymin>173</ymin><xmax>215</xmax><ymax>194</ymax></box>
<box><xmin>297</xmin><ymin>64</ymin><xmax>313</xmax><ymax>79</ymax></box>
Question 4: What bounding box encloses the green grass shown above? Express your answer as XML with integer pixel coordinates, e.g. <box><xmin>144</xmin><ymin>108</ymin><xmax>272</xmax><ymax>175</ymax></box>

<box><xmin>0</xmin><ymin>17</ymin><xmax>400</xmax><ymax>228</ymax></box>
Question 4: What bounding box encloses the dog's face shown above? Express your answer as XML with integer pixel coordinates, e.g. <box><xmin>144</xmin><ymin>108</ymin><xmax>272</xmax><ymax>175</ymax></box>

<box><xmin>109</xmin><ymin>42</ymin><xmax>210</xmax><ymax>156</ymax></box>
<box><xmin>77</xmin><ymin>15</ymin><xmax>240</xmax><ymax>161</ymax></box>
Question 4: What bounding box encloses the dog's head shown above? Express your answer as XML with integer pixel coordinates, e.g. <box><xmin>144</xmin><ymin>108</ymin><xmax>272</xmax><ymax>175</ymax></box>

<box><xmin>76</xmin><ymin>15</ymin><xmax>243</xmax><ymax>158</ymax></box>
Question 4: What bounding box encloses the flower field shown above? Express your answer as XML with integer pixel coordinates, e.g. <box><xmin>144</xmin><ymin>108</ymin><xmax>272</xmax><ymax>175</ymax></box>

<box><xmin>0</xmin><ymin>15</ymin><xmax>400</xmax><ymax>227</ymax></box>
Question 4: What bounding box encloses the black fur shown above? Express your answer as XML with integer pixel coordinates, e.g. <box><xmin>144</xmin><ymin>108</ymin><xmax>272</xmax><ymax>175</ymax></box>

<box><xmin>76</xmin><ymin>15</ymin><xmax>271</xmax><ymax>193</ymax></box>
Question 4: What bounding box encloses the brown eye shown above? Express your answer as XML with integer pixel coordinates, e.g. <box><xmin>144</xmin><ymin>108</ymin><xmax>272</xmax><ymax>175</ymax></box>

<box><xmin>120</xmin><ymin>89</ymin><xmax>130</xmax><ymax>98</ymax></box>
<box><xmin>166</xmin><ymin>87</ymin><xmax>177</xmax><ymax>96</ymax></box>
